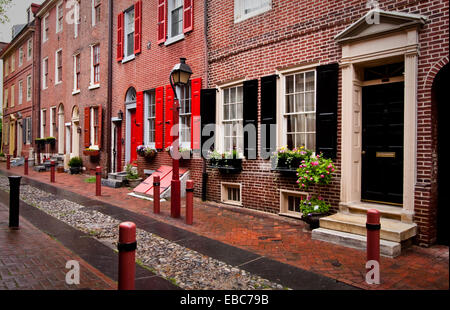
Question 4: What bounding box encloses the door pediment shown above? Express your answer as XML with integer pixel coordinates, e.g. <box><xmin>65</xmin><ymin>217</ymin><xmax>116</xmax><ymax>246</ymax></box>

<box><xmin>335</xmin><ymin>9</ymin><xmax>427</xmax><ymax>44</ymax></box>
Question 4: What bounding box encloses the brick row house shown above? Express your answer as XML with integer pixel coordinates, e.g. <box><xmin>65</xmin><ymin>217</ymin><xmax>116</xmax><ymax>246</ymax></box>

<box><xmin>1</xmin><ymin>4</ymin><xmax>40</xmax><ymax>159</ymax></box>
<box><xmin>1</xmin><ymin>0</ymin><xmax>448</xmax><ymax>251</ymax></box>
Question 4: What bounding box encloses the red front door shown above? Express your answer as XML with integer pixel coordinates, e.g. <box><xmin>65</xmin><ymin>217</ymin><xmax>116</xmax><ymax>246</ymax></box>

<box><xmin>130</xmin><ymin>109</ymin><xmax>138</xmax><ymax>164</ymax></box>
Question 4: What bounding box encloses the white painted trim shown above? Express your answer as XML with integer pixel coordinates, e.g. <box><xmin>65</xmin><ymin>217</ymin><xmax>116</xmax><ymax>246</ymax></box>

<box><xmin>42</xmin><ymin>13</ymin><xmax>49</xmax><ymax>42</ymax></box>
<box><xmin>56</xmin><ymin>1</ymin><xmax>63</xmax><ymax>33</ymax></box>
<box><xmin>55</xmin><ymin>49</ymin><xmax>62</xmax><ymax>85</ymax></box>
<box><xmin>125</xmin><ymin>103</ymin><xmax>136</xmax><ymax>164</ymax></box>
<box><xmin>234</xmin><ymin>0</ymin><xmax>272</xmax><ymax>23</ymax></box>
<box><xmin>279</xmin><ymin>189</ymin><xmax>308</xmax><ymax>216</ymax></box>
<box><xmin>42</xmin><ymin>57</ymin><xmax>48</xmax><ymax>90</ymax></box>
<box><xmin>221</xmin><ymin>182</ymin><xmax>243</xmax><ymax>206</ymax></box>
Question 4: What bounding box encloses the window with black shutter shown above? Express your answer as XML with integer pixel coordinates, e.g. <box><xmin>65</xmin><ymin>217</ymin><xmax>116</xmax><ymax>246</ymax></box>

<box><xmin>243</xmin><ymin>79</ymin><xmax>258</xmax><ymax>159</ymax></box>
<box><xmin>260</xmin><ymin>75</ymin><xmax>277</xmax><ymax>157</ymax></box>
<box><xmin>200</xmin><ymin>89</ymin><xmax>216</xmax><ymax>156</ymax></box>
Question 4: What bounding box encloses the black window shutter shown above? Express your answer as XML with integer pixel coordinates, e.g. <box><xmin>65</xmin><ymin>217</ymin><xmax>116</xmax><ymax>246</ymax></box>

<box><xmin>243</xmin><ymin>79</ymin><xmax>258</xmax><ymax>159</ymax></box>
<box><xmin>22</xmin><ymin>121</ymin><xmax>26</xmax><ymax>145</ymax></box>
<box><xmin>316</xmin><ymin>63</ymin><xmax>339</xmax><ymax>159</ymax></box>
<box><xmin>200</xmin><ymin>89</ymin><xmax>217</xmax><ymax>153</ymax></box>
<box><xmin>260</xmin><ymin>75</ymin><xmax>277</xmax><ymax>155</ymax></box>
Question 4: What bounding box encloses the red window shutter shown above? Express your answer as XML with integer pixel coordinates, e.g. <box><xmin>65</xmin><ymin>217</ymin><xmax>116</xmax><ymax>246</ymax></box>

<box><xmin>136</xmin><ymin>91</ymin><xmax>144</xmax><ymax>145</ymax></box>
<box><xmin>157</xmin><ymin>0</ymin><xmax>167</xmax><ymax>44</ymax></box>
<box><xmin>134</xmin><ymin>0</ymin><xmax>142</xmax><ymax>54</ymax></box>
<box><xmin>84</xmin><ymin>107</ymin><xmax>91</xmax><ymax>148</ymax></box>
<box><xmin>155</xmin><ymin>86</ymin><xmax>164</xmax><ymax>149</ymax></box>
<box><xmin>165</xmin><ymin>85</ymin><xmax>174</xmax><ymax>148</ymax></box>
<box><xmin>183</xmin><ymin>0</ymin><xmax>193</xmax><ymax>33</ymax></box>
<box><xmin>117</xmin><ymin>12</ymin><xmax>124</xmax><ymax>62</ymax></box>
<box><xmin>191</xmin><ymin>77</ymin><xmax>201</xmax><ymax>150</ymax></box>
<box><xmin>97</xmin><ymin>106</ymin><xmax>102</xmax><ymax>149</ymax></box>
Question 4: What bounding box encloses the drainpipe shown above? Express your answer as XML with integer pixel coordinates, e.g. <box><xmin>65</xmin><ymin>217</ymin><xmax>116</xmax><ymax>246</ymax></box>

<box><xmin>105</xmin><ymin>0</ymin><xmax>113</xmax><ymax>174</ymax></box>
<box><xmin>201</xmin><ymin>0</ymin><xmax>209</xmax><ymax>201</ymax></box>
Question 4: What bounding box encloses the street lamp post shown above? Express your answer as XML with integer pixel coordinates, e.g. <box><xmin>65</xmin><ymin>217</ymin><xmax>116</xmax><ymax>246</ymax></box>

<box><xmin>169</xmin><ymin>58</ymin><xmax>193</xmax><ymax>218</ymax></box>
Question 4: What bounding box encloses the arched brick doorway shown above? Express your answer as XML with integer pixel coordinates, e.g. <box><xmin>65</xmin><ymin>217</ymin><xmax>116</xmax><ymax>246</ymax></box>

<box><xmin>433</xmin><ymin>63</ymin><xmax>449</xmax><ymax>245</ymax></box>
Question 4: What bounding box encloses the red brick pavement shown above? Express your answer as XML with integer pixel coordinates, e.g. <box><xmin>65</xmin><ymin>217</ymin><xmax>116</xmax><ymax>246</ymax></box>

<box><xmin>0</xmin><ymin>201</ymin><xmax>116</xmax><ymax>290</ymax></box>
<box><xmin>1</xmin><ymin>163</ymin><xmax>448</xmax><ymax>290</ymax></box>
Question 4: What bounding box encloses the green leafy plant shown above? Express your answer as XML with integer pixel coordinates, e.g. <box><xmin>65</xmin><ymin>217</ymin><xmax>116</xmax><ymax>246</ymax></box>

<box><xmin>273</xmin><ymin>146</ymin><xmax>313</xmax><ymax>169</ymax></box>
<box><xmin>84</xmin><ymin>176</ymin><xmax>96</xmax><ymax>183</ymax></box>
<box><xmin>299</xmin><ymin>195</ymin><xmax>330</xmax><ymax>215</ymax></box>
<box><xmin>125</xmin><ymin>163</ymin><xmax>139</xmax><ymax>180</ymax></box>
<box><xmin>68</xmin><ymin>157</ymin><xmax>83</xmax><ymax>167</ymax></box>
<box><xmin>0</xmin><ymin>152</ymin><xmax>4</xmax><ymax>157</ymax></box>
<box><xmin>136</xmin><ymin>145</ymin><xmax>157</xmax><ymax>158</ymax></box>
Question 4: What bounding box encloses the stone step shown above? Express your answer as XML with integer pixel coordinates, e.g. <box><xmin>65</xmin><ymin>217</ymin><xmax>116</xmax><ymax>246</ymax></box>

<box><xmin>319</xmin><ymin>213</ymin><xmax>417</xmax><ymax>243</ymax></box>
<box><xmin>33</xmin><ymin>165</ymin><xmax>46</xmax><ymax>172</ymax></box>
<box><xmin>101</xmin><ymin>178</ymin><xmax>123</xmax><ymax>188</ymax></box>
<box><xmin>311</xmin><ymin>228</ymin><xmax>401</xmax><ymax>258</ymax></box>
<box><xmin>341</xmin><ymin>201</ymin><xmax>403</xmax><ymax>221</ymax></box>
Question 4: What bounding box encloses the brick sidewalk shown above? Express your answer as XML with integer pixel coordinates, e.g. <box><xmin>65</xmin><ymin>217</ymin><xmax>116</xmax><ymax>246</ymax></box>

<box><xmin>0</xmin><ymin>201</ymin><xmax>116</xmax><ymax>290</ymax></box>
<box><xmin>1</xmin><ymin>163</ymin><xmax>448</xmax><ymax>290</ymax></box>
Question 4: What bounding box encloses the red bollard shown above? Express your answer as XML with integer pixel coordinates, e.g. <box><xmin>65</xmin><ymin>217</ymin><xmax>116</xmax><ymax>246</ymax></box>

<box><xmin>6</xmin><ymin>155</ymin><xmax>10</xmax><ymax>170</ymax></box>
<box><xmin>118</xmin><ymin>222</ymin><xmax>136</xmax><ymax>290</ymax></box>
<box><xmin>24</xmin><ymin>157</ymin><xmax>29</xmax><ymax>175</ymax></box>
<box><xmin>366</xmin><ymin>209</ymin><xmax>380</xmax><ymax>263</ymax></box>
<box><xmin>50</xmin><ymin>160</ymin><xmax>55</xmax><ymax>183</ymax></box>
<box><xmin>186</xmin><ymin>180</ymin><xmax>194</xmax><ymax>225</ymax></box>
<box><xmin>95</xmin><ymin>166</ymin><xmax>101</xmax><ymax>196</ymax></box>
<box><xmin>153</xmin><ymin>175</ymin><xmax>160</xmax><ymax>214</ymax></box>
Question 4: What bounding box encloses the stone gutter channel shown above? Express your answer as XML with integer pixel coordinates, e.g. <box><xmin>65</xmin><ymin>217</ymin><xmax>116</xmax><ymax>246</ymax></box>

<box><xmin>0</xmin><ymin>172</ymin><xmax>355</xmax><ymax>290</ymax></box>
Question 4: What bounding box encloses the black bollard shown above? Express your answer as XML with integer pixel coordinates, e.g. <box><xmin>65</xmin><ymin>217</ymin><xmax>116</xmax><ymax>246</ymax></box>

<box><xmin>8</xmin><ymin>176</ymin><xmax>22</xmax><ymax>229</ymax></box>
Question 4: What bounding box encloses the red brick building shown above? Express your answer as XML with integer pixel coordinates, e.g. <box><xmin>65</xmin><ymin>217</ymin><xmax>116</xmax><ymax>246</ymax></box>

<box><xmin>1</xmin><ymin>4</ymin><xmax>40</xmax><ymax>159</ymax></box>
<box><xmin>35</xmin><ymin>0</ymin><xmax>111</xmax><ymax>172</ymax></box>
<box><xmin>201</xmin><ymin>0</ymin><xmax>449</xmax><ymax>250</ymax></box>
<box><xmin>111</xmin><ymin>0</ymin><xmax>206</xmax><ymax>178</ymax></box>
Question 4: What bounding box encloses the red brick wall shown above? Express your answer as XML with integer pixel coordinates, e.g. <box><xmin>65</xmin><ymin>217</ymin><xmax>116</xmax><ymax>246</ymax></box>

<box><xmin>204</xmin><ymin>0</ymin><xmax>449</xmax><ymax>246</ymax></box>
<box><xmin>112</xmin><ymin>0</ymin><xmax>207</xmax><ymax>172</ymax></box>
<box><xmin>38</xmin><ymin>0</ymin><xmax>110</xmax><ymax>173</ymax></box>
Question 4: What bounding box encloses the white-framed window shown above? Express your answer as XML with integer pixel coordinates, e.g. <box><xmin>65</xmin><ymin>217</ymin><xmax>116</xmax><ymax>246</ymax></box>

<box><xmin>10</xmin><ymin>84</ymin><xmax>14</xmax><ymax>107</ymax></box>
<box><xmin>56</xmin><ymin>1</ymin><xmax>64</xmax><ymax>33</ymax></box>
<box><xmin>144</xmin><ymin>92</ymin><xmax>156</xmax><ymax>148</ymax></box>
<box><xmin>234</xmin><ymin>0</ymin><xmax>272</xmax><ymax>23</ymax></box>
<box><xmin>11</xmin><ymin>53</ymin><xmax>15</xmax><ymax>72</ymax></box>
<box><xmin>123</xmin><ymin>6</ymin><xmax>135</xmax><ymax>60</ymax></box>
<box><xmin>90</xmin><ymin>106</ymin><xmax>100</xmax><ymax>147</ymax></box>
<box><xmin>43</xmin><ymin>13</ymin><xmax>49</xmax><ymax>42</ymax></box>
<box><xmin>19</xmin><ymin>47</ymin><xmax>23</xmax><ymax>67</ymax></box>
<box><xmin>221</xmin><ymin>182</ymin><xmax>242</xmax><ymax>206</ymax></box>
<box><xmin>26</xmin><ymin>75</ymin><xmax>32</xmax><ymax>101</ymax></box>
<box><xmin>279</xmin><ymin>190</ymin><xmax>308</xmax><ymax>218</ymax></box>
<box><xmin>90</xmin><ymin>44</ymin><xmax>100</xmax><ymax>87</ymax></box>
<box><xmin>74</xmin><ymin>0</ymin><xmax>80</xmax><ymax>38</ymax></box>
<box><xmin>166</xmin><ymin>0</ymin><xmax>184</xmax><ymax>44</ymax></box>
<box><xmin>55</xmin><ymin>49</ymin><xmax>62</xmax><ymax>84</ymax></box>
<box><xmin>27</xmin><ymin>38</ymin><xmax>32</xmax><ymax>60</ymax></box>
<box><xmin>41</xmin><ymin>109</ymin><xmax>47</xmax><ymax>137</ymax></box>
<box><xmin>50</xmin><ymin>106</ymin><xmax>57</xmax><ymax>137</ymax></box>
<box><xmin>177</xmin><ymin>83</ymin><xmax>191</xmax><ymax>149</ymax></box>
<box><xmin>92</xmin><ymin>0</ymin><xmax>101</xmax><ymax>26</ymax></box>
<box><xmin>222</xmin><ymin>85</ymin><xmax>244</xmax><ymax>153</ymax></box>
<box><xmin>4</xmin><ymin>88</ymin><xmax>8</xmax><ymax>108</ymax></box>
<box><xmin>73</xmin><ymin>53</ymin><xmax>80</xmax><ymax>92</ymax></box>
<box><xmin>42</xmin><ymin>57</ymin><xmax>48</xmax><ymax>89</ymax></box>
<box><xmin>4</xmin><ymin>57</ymin><xmax>9</xmax><ymax>77</ymax></box>
<box><xmin>18</xmin><ymin>80</ymin><xmax>23</xmax><ymax>105</ymax></box>
<box><xmin>25</xmin><ymin>117</ymin><xmax>32</xmax><ymax>144</ymax></box>
<box><xmin>283</xmin><ymin>70</ymin><xmax>316</xmax><ymax>150</ymax></box>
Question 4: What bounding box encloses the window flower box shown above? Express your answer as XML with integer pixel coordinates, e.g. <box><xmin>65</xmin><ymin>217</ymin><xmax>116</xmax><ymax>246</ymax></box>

<box><xmin>137</xmin><ymin>145</ymin><xmax>157</xmax><ymax>160</ymax></box>
<box><xmin>83</xmin><ymin>148</ymin><xmax>100</xmax><ymax>156</ymax></box>
<box><xmin>208</xmin><ymin>150</ymin><xmax>242</xmax><ymax>173</ymax></box>
<box><xmin>271</xmin><ymin>146</ymin><xmax>313</xmax><ymax>173</ymax></box>
<box><xmin>165</xmin><ymin>146</ymin><xmax>192</xmax><ymax>160</ymax></box>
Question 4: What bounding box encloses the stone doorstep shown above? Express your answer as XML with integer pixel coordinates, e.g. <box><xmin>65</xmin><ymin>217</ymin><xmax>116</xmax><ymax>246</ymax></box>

<box><xmin>33</xmin><ymin>165</ymin><xmax>46</xmax><ymax>172</ymax></box>
<box><xmin>311</xmin><ymin>228</ymin><xmax>401</xmax><ymax>258</ymax></box>
<box><xmin>340</xmin><ymin>201</ymin><xmax>403</xmax><ymax>221</ymax></box>
<box><xmin>101</xmin><ymin>178</ymin><xmax>123</xmax><ymax>188</ymax></box>
<box><xmin>319</xmin><ymin>212</ymin><xmax>417</xmax><ymax>243</ymax></box>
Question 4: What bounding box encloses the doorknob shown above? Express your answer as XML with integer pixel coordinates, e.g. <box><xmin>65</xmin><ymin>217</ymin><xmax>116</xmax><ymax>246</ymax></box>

<box><xmin>361</xmin><ymin>150</ymin><xmax>366</xmax><ymax>155</ymax></box>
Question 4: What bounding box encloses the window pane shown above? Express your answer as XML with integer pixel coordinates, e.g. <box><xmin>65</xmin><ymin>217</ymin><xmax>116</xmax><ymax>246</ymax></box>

<box><xmin>286</xmin><ymin>95</ymin><xmax>294</xmax><ymax>113</ymax></box>
<box><xmin>305</xmin><ymin>72</ymin><xmax>315</xmax><ymax>91</ymax></box>
<box><xmin>287</xmin><ymin>134</ymin><xmax>294</xmax><ymax>149</ymax></box>
<box><xmin>296</xmin><ymin>114</ymin><xmax>305</xmax><ymax>133</ymax></box>
<box><xmin>127</xmin><ymin>33</ymin><xmax>134</xmax><ymax>56</ymax></box>
<box><xmin>224</xmin><ymin>104</ymin><xmax>229</xmax><ymax>121</ymax></box>
<box><xmin>230</xmin><ymin>87</ymin><xmax>236</xmax><ymax>103</ymax></box>
<box><xmin>306</xmin><ymin>133</ymin><xmax>315</xmax><ymax>150</ymax></box>
<box><xmin>224</xmin><ymin>89</ymin><xmax>229</xmax><ymax>104</ymax></box>
<box><xmin>297</xmin><ymin>133</ymin><xmax>305</xmax><ymax>148</ymax></box>
<box><xmin>305</xmin><ymin>92</ymin><xmax>315</xmax><ymax>112</ymax></box>
<box><xmin>306</xmin><ymin>113</ymin><xmax>315</xmax><ymax>132</ymax></box>
<box><xmin>236</xmin><ymin>103</ymin><xmax>243</xmax><ymax>120</ymax></box>
<box><xmin>286</xmin><ymin>115</ymin><xmax>294</xmax><ymax>133</ymax></box>
<box><xmin>286</xmin><ymin>75</ymin><xmax>294</xmax><ymax>94</ymax></box>
<box><xmin>295</xmin><ymin>93</ymin><xmax>304</xmax><ymax>113</ymax></box>
<box><xmin>236</xmin><ymin>86</ymin><xmax>243</xmax><ymax>102</ymax></box>
<box><xmin>295</xmin><ymin>73</ymin><xmax>304</xmax><ymax>92</ymax></box>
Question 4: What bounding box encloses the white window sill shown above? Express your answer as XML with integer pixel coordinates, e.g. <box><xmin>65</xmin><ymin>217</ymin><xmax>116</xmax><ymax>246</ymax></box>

<box><xmin>42</xmin><ymin>86</ymin><xmax>47</xmax><ymax>90</ymax></box>
<box><xmin>72</xmin><ymin>89</ymin><xmax>80</xmax><ymax>95</ymax></box>
<box><xmin>221</xmin><ymin>200</ymin><xmax>243</xmax><ymax>207</ymax></box>
<box><xmin>88</xmin><ymin>145</ymin><xmax>99</xmax><ymax>150</ymax></box>
<box><xmin>164</xmin><ymin>34</ymin><xmax>185</xmax><ymax>46</ymax></box>
<box><xmin>55</xmin><ymin>81</ymin><xmax>62</xmax><ymax>86</ymax></box>
<box><xmin>278</xmin><ymin>212</ymin><xmax>303</xmax><ymax>220</ymax></box>
<box><xmin>122</xmin><ymin>55</ymin><xmax>135</xmax><ymax>64</ymax></box>
<box><xmin>234</xmin><ymin>6</ymin><xmax>272</xmax><ymax>23</ymax></box>
<box><xmin>89</xmin><ymin>84</ymin><xmax>100</xmax><ymax>90</ymax></box>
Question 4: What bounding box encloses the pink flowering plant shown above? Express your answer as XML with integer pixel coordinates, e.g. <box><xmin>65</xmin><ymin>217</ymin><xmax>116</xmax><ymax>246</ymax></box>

<box><xmin>296</xmin><ymin>153</ymin><xmax>336</xmax><ymax>189</ymax></box>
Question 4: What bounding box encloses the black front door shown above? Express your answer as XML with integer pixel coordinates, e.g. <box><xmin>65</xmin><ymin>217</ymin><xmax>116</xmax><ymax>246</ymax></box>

<box><xmin>361</xmin><ymin>82</ymin><xmax>404</xmax><ymax>205</ymax></box>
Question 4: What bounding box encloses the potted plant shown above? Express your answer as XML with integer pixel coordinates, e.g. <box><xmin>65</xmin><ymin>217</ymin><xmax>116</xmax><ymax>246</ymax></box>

<box><xmin>83</xmin><ymin>147</ymin><xmax>100</xmax><ymax>156</ymax></box>
<box><xmin>45</xmin><ymin>137</ymin><xmax>56</xmax><ymax>146</ymax></box>
<box><xmin>125</xmin><ymin>162</ymin><xmax>142</xmax><ymax>188</ymax></box>
<box><xmin>35</xmin><ymin>138</ymin><xmax>46</xmax><ymax>151</ymax></box>
<box><xmin>68</xmin><ymin>157</ymin><xmax>83</xmax><ymax>174</ymax></box>
<box><xmin>137</xmin><ymin>145</ymin><xmax>157</xmax><ymax>160</ymax></box>
<box><xmin>299</xmin><ymin>195</ymin><xmax>331</xmax><ymax>229</ymax></box>
<box><xmin>217</xmin><ymin>149</ymin><xmax>242</xmax><ymax>173</ymax></box>
<box><xmin>272</xmin><ymin>146</ymin><xmax>313</xmax><ymax>172</ymax></box>
<box><xmin>208</xmin><ymin>150</ymin><xmax>222</xmax><ymax>167</ymax></box>
<box><xmin>296</xmin><ymin>153</ymin><xmax>336</xmax><ymax>229</ymax></box>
